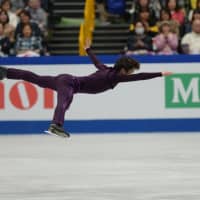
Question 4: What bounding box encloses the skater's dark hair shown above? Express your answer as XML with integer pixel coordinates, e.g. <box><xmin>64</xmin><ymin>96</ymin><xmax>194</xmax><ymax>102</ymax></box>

<box><xmin>114</xmin><ymin>56</ymin><xmax>140</xmax><ymax>72</ymax></box>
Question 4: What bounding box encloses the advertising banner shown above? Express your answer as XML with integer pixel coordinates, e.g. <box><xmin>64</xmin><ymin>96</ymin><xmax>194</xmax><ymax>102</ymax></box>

<box><xmin>0</xmin><ymin>61</ymin><xmax>200</xmax><ymax>133</ymax></box>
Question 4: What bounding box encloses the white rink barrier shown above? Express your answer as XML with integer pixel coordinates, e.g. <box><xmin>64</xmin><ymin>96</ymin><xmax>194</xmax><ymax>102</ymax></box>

<box><xmin>0</xmin><ymin>55</ymin><xmax>200</xmax><ymax>134</ymax></box>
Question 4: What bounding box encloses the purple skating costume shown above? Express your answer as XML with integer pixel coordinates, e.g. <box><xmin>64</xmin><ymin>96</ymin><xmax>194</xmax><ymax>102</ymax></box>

<box><xmin>7</xmin><ymin>48</ymin><xmax>162</xmax><ymax>126</ymax></box>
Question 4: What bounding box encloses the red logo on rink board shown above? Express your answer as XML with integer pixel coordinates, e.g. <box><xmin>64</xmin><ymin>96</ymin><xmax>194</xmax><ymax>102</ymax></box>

<box><xmin>0</xmin><ymin>81</ymin><xmax>54</xmax><ymax>110</ymax></box>
<box><xmin>0</xmin><ymin>82</ymin><xmax>4</xmax><ymax>108</ymax></box>
<box><xmin>10</xmin><ymin>81</ymin><xmax>38</xmax><ymax>109</ymax></box>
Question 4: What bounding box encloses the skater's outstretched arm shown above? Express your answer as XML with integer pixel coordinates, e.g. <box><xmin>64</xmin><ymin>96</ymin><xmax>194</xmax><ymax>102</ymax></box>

<box><xmin>115</xmin><ymin>72</ymin><xmax>171</xmax><ymax>82</ymax></box>
<box><xmin>84</xmin><ymin>39</ymin><xmax>108</xmax><ymax>70</ymax></box>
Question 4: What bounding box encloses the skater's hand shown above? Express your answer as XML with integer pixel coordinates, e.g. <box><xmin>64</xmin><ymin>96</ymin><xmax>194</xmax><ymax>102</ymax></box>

<box><xmin>84</xmin><ymin>38</ymin><xmax>91</xmax><ymax>50</ymax></box>
<box><xmin>162</xmin><ymin>71</ymin><xmax>173</xmax><ymax>76</ymax></box>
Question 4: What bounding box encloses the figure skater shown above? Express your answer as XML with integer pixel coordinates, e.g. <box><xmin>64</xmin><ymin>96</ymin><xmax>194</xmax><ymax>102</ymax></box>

<box><xmin>0</xmin><ymin>40</ymin><xmax>172</xmax><ymax>138</ymax></box>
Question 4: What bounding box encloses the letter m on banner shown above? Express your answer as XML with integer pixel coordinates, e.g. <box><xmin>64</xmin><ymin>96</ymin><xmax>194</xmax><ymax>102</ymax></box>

<box><xmin>165</xmin><ymin>74</ymin><xmax>200</xmax><ymax>108</ymax></box>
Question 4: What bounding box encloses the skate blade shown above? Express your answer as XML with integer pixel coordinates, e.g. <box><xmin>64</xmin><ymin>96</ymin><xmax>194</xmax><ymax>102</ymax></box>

<box><xmin>44</xmin><ymin>130</ymin><xmax>70</xmax><ymax>138</ymax></box>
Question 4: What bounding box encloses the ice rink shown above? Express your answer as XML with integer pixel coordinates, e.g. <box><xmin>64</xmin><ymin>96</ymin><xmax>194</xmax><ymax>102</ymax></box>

<box><xmin>0</xmin><ymin>133</ymin><xmax>200</xmax><ymax>200</ymax></box>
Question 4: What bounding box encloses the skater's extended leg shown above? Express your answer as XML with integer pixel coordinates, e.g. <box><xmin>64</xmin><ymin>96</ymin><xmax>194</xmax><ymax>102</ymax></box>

<box><xmin>5</xmin><ymin>67</ymin><xmax>56</xmax><ymax>90</ymax></box>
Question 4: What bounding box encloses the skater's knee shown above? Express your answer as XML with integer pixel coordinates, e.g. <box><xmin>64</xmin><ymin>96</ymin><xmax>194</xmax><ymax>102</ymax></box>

<box><xmin>55</xmin><ymin>103</ymin><xmax>69</xmax><ymax>112</ymax></box>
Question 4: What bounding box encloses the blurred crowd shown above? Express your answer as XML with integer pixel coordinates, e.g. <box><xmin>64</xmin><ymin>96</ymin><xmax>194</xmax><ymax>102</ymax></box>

<box><xmin>97</xmin><ymin>0</ymin><xmax>200</xmax><ymax>55</ymax></box>
<box><xmin>1</xmin><ymin>0</ymin><xmax>200</xmax><ymax>57</ymax></box>
<box><xmin>0</xmin><ymin>0</ymin><xmax>49</xmax><ymax>57</ymax></box>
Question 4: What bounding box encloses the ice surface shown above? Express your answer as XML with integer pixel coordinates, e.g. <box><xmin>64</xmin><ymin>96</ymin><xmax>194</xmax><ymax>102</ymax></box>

<box><xmin>0</xmin><ymin>133</ymin><xmax>200</xmax><ymax>200</ymax></box>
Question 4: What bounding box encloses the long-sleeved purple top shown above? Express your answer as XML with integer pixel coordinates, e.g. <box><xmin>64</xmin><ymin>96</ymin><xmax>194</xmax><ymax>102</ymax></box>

<box><xmin>76</xmin><ymin>48</ymin><xmax>162</xmax><ymax>94</ymax></box>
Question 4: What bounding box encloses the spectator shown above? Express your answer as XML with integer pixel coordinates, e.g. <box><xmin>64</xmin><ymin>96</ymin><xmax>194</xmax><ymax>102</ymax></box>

<box><xmin>161</xmin><ymin>0</ymin><xmax>190</xmax><ymax>12</ymax></box>
<box><xmin>130</xmin><ymin>0</ymin><xmax>158</xmax><ymax>36</ymax></box>
<box><xmin>184</xmin><ymin>9</ymin><xmax>200</xmax><ymax>33</ymax></box>
<box><xmin>137</xmin><ymin>8</ymin><xmax>158</xmax><ymax>36</ymax></box>
<box><xmin>0</xmin><ymin>22</ymin><xmax>11</xmax><ymax>56</ymax></box>
<box><xmin>15</xmin><ymin>9</ymin><xmax>50</xmax><ymax>55</ymax></box>
<box><xmin>138</xmin><ymin>8</ymin><xmax>157</xmax><ymax>27</ymax></box>
<box><xmin>0</xmin><ymin>10</ymin><xmax>15</xmax><ymax>42</ymax></box>
<box><xmin>130</xmin><ymin>0</ymin><xmax>161</xmax><ymax>19</ymax></box>
<box><xmin>153</xmin><ymin>21</ymin><xmax>178</xmax><ymax>55</ymax></box>
<box><xmin>188</xmin><ymin>0</ymin><xmax>200</xmax><ymax>21</ymax></box>
<box><xmin>159</xmin><ymin>8</ymin><xmax>172</xmax><ymax>22</ymax></box>
<box><xmin>96</xmin><ymin>0</ymin><xmax>129</xmax><ymax>24</ymax></box>
<box><xmin>125</xmin><ymin>21</ymin><xmax>153</xmax><ymax>55</ymax></box>
<box><xmin>166</xmin><ymin>0</ymin><xmax>185</xmax><ymax>26</ymax></box>
<box><xmin>15</xmin><ymin>23</ymin><xmax>43</xmax><ymax>57</ymax></box>
<box><xmin>15</xmin><ymin>9</ymin><xmax>41</xmax><ymax>38</ymax></box>
<box><xmin>131</xmin><ymin>0</ymin><xmax>158</xmax><ymax>26</ymax></box>
<box><xmin>25</xmin><ymin>0</ymin><xmax>47</xmax><ymax>33</ymax></box>
<box><xmin>1</xmin><ymin>0</ymin><xmax>19</xmax><ymax>28</ymax></box>
<box><xmin>176</xmin><ymin>0</ymin><xmax>191</xmax><ymax>15</ymax></box>
<box><xmin>181</xmin><ymin>18</ymin><xmax>200</xmax><ymax>54</ymax></box>
<box><xmin>0</xmin><ymin>0</ymin><xmax>25</xmax><ymax>13</ymax></box>
<box><xmin>96</xmin><ymin>0</ymin><xmax>110</xmax><ymax>25</ymax></box>
<box><xmin>158</xmin><ymin>8</ymin><xmax>179</xmax><ymax>35</ymax></box>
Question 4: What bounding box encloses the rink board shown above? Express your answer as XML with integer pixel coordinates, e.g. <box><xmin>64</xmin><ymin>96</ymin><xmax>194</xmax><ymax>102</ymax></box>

<box><xmin>0</xmin><ymin>55</ymin><xmax>200</xmax><ymax>134</ymax></box>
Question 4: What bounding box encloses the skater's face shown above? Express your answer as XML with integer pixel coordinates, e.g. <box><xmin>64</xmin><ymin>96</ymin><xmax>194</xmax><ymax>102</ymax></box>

<box><xmin>127</xmin><ymin>68</ymin><xmax>134</xmax><ymax>75</ymax></box>
<box><xmin>120</xmin><ymin>68</ymin><xmax>134</xmax><ymax>75</ymax></box>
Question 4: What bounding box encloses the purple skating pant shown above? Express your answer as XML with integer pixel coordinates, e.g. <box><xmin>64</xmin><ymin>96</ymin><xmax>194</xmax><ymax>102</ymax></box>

<box><xmin>7</xmin><ymin>68</ymin><xmax>75</xmax><ymax>126</ymax></box>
